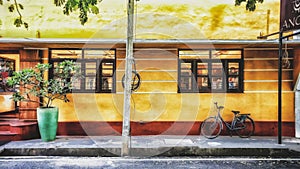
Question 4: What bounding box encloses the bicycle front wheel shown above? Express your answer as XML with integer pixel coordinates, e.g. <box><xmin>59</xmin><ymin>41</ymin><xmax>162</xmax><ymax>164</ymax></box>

<box><xmin>235</xmin><ymin>116</ymin><xmax>255</xmax><ymax>138</ymax></box>
<box><xmin>200</xmin><ymin>117</ymin><xmax>222</xmax><ymax>139</ymax></box>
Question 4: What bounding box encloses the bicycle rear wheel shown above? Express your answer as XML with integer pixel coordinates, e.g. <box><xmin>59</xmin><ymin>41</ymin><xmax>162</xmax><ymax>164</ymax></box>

<box><xmin>235</xmin><ymin>116</ymin><xmax>255</xmax><ymax>138</ymax></box>
<box><xmin>200</xmin><ymin>116</ymin><xmax>222</xmax><ymax>139</ymax></box>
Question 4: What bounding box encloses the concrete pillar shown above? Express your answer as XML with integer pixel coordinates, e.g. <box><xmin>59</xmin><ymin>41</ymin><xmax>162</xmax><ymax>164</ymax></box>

<box><xmin>296</xmin><ymin>91</ymin><xmax>300</xmax><ymax>138</ymax></box>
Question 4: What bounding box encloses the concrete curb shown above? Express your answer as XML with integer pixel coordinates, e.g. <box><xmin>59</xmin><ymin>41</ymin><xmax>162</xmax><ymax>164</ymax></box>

<box><xmin>1</xmin><ymin>147</ymin><xmax>300</xmax><ymax>157</ymax></box>
<box><xmin>0</xmin><ymin>148</ymin><xmax>3</xmax><ymax>155</ymax></box>
<box><xmin>1</xmin><ymin>136</ymin><xmax>300</xmax><ymax>157</ymax></box>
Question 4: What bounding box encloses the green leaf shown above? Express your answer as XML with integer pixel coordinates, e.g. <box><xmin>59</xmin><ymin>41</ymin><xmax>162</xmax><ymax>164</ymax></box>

<box><xmin>24</xmin><ymin>22</ymin><xmax>28</xmax><ymax>29</ymax></box>
<box><xmin>88</xmin><ymin>0</ymin><xmax>97</xmax><ymax>5</ymax></box>
<box><xmin>0</xmin><ymin>0</ymin><xmax>3</xmax><ymax>5</ymax></box>
<box><xmin>235</xmin><ymin>0</ymin><xmax>264</xmax><ymax>11</ymax></box>
<box><xmin>79</xmin><ymin>12</ymin><xmax>88</xmax><ymax>25</ymax></box>
<box><xmin>14</xmin><ymin>18</ymin><xmax>22</xmax><ymax>27</ymax></box>
<box><xmin>246</xmin><ymin>0</ymin><xmax>256</xmax><ymax>11</ymax></box>
<box><xmin>59</xmin><ymin>0</ymin><xmax>102</xmax><ymax>25</ymax></box>
<box><xmin>54</xmin><ymin>0</ymin><xmax>66</xmax><ymax>6</ymax></box>
<box><xmin>235</xmin><ymin>0</ymin><xmax>246</xmax><ymax>6</ymax></box>
<box><xmin>63</xmin><ymin>0</ymin><xmax>78</xmax><ymax>15</ymax></box>
<box><xmin>36</xmin><ymin>63</ymin><xmax>51</xmax><ymax>71</ymax></box>
<box><xmin>18</xmin><ymin>3</ymin><xmax>24</xmax><ymax>10</ymax></box>
<box><xmin>90</xmin><ymin>5</ymin><xmax>99</xmax><ymax>14</ymax></box>
<box><xmin>11</xmin><ymin>92</ymin><xmax>25</xmax><ymax>102</ymax></box>
<box><xmin>8</xmin><ymin>4</ymin><xmax>14</xmax><ymax>12</ymax></box>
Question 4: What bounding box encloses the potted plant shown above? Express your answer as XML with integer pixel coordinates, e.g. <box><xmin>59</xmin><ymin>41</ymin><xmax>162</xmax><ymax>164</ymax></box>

<box><xmin>8</xmin><ymin>60</ymin><xmax>81</xmax><ymax>141</ymax></box>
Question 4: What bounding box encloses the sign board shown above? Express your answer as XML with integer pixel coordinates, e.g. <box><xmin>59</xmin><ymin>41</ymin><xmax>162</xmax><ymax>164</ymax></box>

<box><xmin>280</xmin><ymin>0</ymin><xmax>300</xmax><ymax>31</ymax></box>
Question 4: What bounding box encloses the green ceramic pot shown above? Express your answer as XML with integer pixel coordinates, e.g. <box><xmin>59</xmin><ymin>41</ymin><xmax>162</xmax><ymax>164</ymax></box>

<box><xmin>37</xmin><ymin>107</ymin><xmax>58</xmax><ymax>142</ymax></box>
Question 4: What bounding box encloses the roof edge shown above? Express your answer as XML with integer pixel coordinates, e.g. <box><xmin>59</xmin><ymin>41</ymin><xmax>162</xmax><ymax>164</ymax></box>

<box><xmin>0</xmin><ymin>38</ymin><xmax>291</xmax><ymax>44</ymax></box>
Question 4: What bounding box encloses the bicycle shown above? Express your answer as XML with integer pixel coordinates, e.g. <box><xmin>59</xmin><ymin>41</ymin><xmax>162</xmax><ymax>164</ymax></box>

<box><xmin>200</xmin><ymin>102</ymin><xmax>255</xmax><ymax>139</ymax></box>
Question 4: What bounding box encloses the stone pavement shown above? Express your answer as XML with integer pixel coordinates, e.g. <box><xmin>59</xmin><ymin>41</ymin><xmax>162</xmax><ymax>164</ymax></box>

<box><xmin>0</xmin><ymin>136</ymin><xmax>300</xmax><ymax>157</ymax></box>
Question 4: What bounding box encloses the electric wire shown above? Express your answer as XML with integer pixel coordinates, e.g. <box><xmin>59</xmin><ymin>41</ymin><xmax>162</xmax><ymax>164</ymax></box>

<box><xmin>282</xmin><ymin>39</ymin><xmax>290</xmax><ymax>69</ymax></box>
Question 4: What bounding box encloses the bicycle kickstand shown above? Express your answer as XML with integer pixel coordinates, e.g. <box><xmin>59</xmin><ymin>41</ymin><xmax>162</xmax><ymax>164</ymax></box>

<box><xmin>227</xmin><ymin>130</ymin><xmax>233</xmax><ymax>137</ymax></box>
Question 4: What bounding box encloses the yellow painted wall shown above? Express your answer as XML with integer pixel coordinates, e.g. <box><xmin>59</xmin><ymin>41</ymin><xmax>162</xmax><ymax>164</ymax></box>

<box><xmin>53</xmin><ymin>92</ymin><xmax>294</xmax><ymax>122</ymax></box>
<box><xmin>0</xmin><ymin>93</ymin><xmax>15</xmax><ymax>112</ymax></box>
<box><xmin>0</xmin><ymin>45</ymin><xmax>295</xmax><ymax>125</ymax></box>
<box><xmin>0</xmin><ymin>0</ymin><xmax>279</xmax><ymax>39</ymax></box>
<box><xmin>51</xmin><ymin>46</ymin><xmax>295</xmax><ymax>123</ymax></box>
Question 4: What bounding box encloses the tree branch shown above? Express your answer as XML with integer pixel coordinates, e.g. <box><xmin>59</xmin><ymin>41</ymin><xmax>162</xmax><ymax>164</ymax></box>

<box><xmin>13</xmin><ymin>0</ymin><xmax>22</xmax><ymax>19</ymax></box>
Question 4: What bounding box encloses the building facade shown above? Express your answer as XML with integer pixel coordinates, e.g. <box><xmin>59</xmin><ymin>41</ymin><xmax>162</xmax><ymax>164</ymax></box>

<box><xmin>0</xmin><ymin>38</ymin><xmax>299</xmax><ymax>139</ymax></box>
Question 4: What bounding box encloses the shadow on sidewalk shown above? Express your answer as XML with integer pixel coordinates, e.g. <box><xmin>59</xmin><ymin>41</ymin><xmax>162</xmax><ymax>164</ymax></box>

<box><xmin>0</xmin><ymin>141</ymin><xmax>9</xmax><ymax>146</ymax></box>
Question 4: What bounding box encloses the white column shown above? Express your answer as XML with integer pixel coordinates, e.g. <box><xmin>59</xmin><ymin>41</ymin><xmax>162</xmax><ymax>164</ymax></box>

<box><xmin>121</xmin><ymin>0</ymin><xmax>134</xmax><ymax>157</ymax></box>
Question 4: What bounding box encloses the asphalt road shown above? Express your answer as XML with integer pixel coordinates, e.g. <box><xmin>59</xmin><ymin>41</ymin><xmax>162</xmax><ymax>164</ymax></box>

<box><xmin>0</xmin><ymin>156</ymin><xmax>300</xmax><ymax>169</ymax></box>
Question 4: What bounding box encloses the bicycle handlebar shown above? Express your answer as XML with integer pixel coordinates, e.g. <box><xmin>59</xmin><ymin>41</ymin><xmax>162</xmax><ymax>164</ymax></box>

<box><xmin>214</xmin><ymin>102</ymin><xmax>224</xmax><ymax>110</ymax></box>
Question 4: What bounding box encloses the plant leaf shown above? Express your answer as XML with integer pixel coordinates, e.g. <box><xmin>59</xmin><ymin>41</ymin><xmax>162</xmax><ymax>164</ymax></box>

<box><xmin>24</xmin><ymin>22</ymin><xmax>28</xmax><ymax>29</ymax></box>
<box><xmin>18</xmin><ymin>3</ymin><xmax>23</xmax><ymax>10</ymax></box>
<box><xmin>14</xmin><ymin>18</ymin><xmax>22</xmax><ymax>27</ymax></box>
<box><xmin>8</xmin><ymin>4</ymin><xmax>14</xmax><ymax>12</ymax></box>
<box><xmin>54</xmin><ymin>0</ymin><xmax>66</xmax><ymax>6</ymax></box>
<box><xmin>90</xmin><ymin>5</ymin><xmax>99</xmax><ymax>14</ymax></box>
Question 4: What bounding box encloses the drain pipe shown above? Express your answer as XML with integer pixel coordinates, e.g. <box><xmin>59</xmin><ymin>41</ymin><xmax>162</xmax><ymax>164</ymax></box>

<box><xmin>295</xmin><ymin>74</ymin><xmax>300</xmax><ymax>138</ymax></box>
<box><xmin>296</xmin><ymin>92</ymin><xmax>300</xmax><ymax>138</ymax></box>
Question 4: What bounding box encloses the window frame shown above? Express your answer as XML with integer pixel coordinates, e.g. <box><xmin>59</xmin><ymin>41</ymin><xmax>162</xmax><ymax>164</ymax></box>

<box><xmin>178</xmin><ymin>49</ymin><xmax>243</xmax><ymax>93</ymax></box>
<box><xmin>49</xmin><ymin>48</ymin><xmax>116</xmax><ymax>93</ymax></box>
<box><xmin>0</xmin><ymin>57</ymin><xmax>16</xmax><ymax>92</ymax></box>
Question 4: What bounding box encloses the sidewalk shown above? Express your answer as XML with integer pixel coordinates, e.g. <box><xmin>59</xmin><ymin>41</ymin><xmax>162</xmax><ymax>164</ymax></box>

<box><xmin>1</xmin><ymin>136</ymin><xmax>300</xmax><ymax>157</ymax></box>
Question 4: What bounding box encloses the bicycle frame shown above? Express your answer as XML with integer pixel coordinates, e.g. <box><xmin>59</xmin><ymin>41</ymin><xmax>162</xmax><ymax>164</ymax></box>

<box><xmin>215</xmin><ymin>109</ymin><xmax>232</xmax><ymax>131</ymax></box>
<box><xmin>201</xmin><ymin>102</ymin><xmax>255</xmax><ymax>139</ymax></box>
<box><xmin>214</xmin><ymin>103</ymin><xmax>247</xmax><ymax>132</ymax></box>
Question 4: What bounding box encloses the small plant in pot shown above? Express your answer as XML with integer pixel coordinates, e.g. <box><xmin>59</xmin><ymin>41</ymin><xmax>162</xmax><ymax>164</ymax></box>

<box><xmin>8</xmin><ymin>60</ymin><xmax>81</xmax><ymax>141</ymax></box>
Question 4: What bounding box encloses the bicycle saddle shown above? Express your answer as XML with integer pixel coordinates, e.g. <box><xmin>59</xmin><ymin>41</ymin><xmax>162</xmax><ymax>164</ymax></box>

<box><xmin>232</xmin><ymin>110</ymin><xmax>240</xmax><ymax>115</ymax></box>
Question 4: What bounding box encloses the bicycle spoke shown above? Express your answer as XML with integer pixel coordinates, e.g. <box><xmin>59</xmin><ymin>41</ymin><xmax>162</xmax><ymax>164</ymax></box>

<box><xmin>235</xmin><ymin>116</ymin><xmax>255</xmax><ymax>138</ymax></box>
<box><xmin>200</xmin><ymin>117</ymin><xmax>222</xmax><ymax>139</ymax></box>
